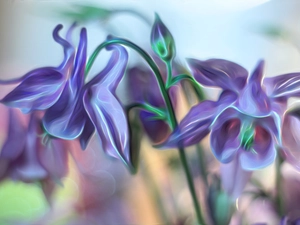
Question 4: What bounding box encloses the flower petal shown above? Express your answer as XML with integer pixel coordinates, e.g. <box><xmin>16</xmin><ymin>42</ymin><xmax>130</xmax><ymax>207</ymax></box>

<box><xmin>79</xmin><ymin>117</ymin><xmax>95</xmax><ymax>150</ymax></box>
<box><xmin>70</xmin><ymin>28</ymin><xmax>87</xmax><ymax>94</ymax></box>
<box><xmin>40</xmin><ymin>138</ymin><xmax>69</xmax><ymax>180</ymax></box>
<box><xmin>162</xmin><ymin>91</ymin><xmax>237</xmax><ymax>148</ymax></box>
<box><xmin>42</xmin><ymin>82</ymin><xmax>85</xmax><ymax>140</ymax></box>
<box><xmin>83</xmin><ymin>88</ymin><xmax>131</xmax><ymax>167</ymax></box>
<box><xmin>211</xmin><ymin>108</ymin><xmax>241</xmax><ymax>163</ymax></box>
<box><xmin>186</xmin><ymin>58</ymin><xmax>248</xmax><ymax>91</ymax></box>
<box><xmin>10</xmin><ymin>113</ymin><xmax>47</xmax><ymax>181</ymax></box>
<box><xmin>126</xmin><ymin>66</ymin><xmax>165</xmax><ymax>107</ymax></box>
<box><xmin>239</xmin><ymin>125</ymin><xmax>276</xmax><ymax>170</ymax></box>
<box><xmin>1</xmin><ymin>68</ymin><xmax>65</xmax><ymax>113</ymax></box>
<box><xmin>264</xmin><ymin>73</ymin><xmax>300</xmax><ymax>98</ymax></box>
<box><xmin>87</xmin><ymin>44</ymin><xmax>128</xmax><ymax>91</ymax></box>
<box><xmin>139</xmin><ymin>110</ymin><xmax>170</xmax><ymax>143</ymax></box>
<box><xmin>220</xmin><ymin>154</ymin><xmax>252</xmax><ymax>199</ymax></box>
<box><xmin>0</xmin><ymin>108</ymin><xmax>26</xmax><ymax>160</ymax></box>
<box><xmin>281</xmin><ymin>111</ymin><xmax>300</xmax><ymax>171</ymax></box>
<box><xmin>162</xmin><ymin>100</ymin><xmax>215</xmax><ymax>148</ymax></box>
<box><xmin>238</xmin><ymin>60</ymin><xmax>271</xmax><ymax>116</ymax></box>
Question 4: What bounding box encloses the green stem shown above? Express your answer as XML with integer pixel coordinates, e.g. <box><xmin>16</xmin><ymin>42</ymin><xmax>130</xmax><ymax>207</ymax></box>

<box><xmin>275</xmin><ymin>155</ymin><xmax>284</xmax><ymax>217</ymax></box>
<box><xmin>169</xmin><ymin>73</ymin><xmax>208</xmax><ymax>188</ymax></box>
<box><xmin>168</xmin><ymin>74</ymin><xmax>205</xmax><ymax>101</ymax></box>
<box><xmin>126</xmin><ymin>102</ymin><xmax>166</xmax><ymax>120</ymax></box>
<box><xmin>87</xmin><ymin>38</ymin><xmax>205</xmax><ymax>224</ymax></box>
<box><xmin>85</xmin><ymin>38</ymin><xmax>176</xmax><ymax>126</ymax></box>
<box><xmin>165</xmin><ymin>61</ymin><xmax>205</xmax><ymax>225</ymax></box>
<box><xmin>195</xmin><ymin>144</ymin><xmax>208</xmax><ymax>187</ymax></box>
<box><xmin>165</xmin><ymin>60</ymin><xmax>173</xmax><ymax>89</ymax></box>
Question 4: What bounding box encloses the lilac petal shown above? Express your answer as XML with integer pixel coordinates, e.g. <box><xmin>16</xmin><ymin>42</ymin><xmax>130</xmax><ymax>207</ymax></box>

<box><xmin>0</xmin><ymin>25</ymin><xmax>73</xmax><ymax>86</ymax></box>
<box><xmin>83</xmin><ymin>88</ymin><xmax>131</xmax><ymax>167</ymax></box>
<box><xmin>264</xmin><ymin>73</ymin><xmax>300</xmax><ymax>98</ymax></box>
<box><xmin>53</xmin><ymin>24</ymin><xmax>74</xmax><ymax>70</ymax></box>
<box><xmin>238</xmin><ymin>60</ymin><xmax>271</xmax><ymax>116</ymax></box>
<box><xmin>162</xmin><ymin>91</ymin><xmax>237</xmax><ymax>148</ymax></box>
<box><xmin>126</xmin><ymin>67</ymin><xmax>165</xmax><ymax>107</ymax></box>
<box><xmin>249</xmin><ymin>60</ymin><xmax>264</xmax><ymax>84</ymax></box>
<box><xmin>0</xmin><ymin>108</ymin><xmax>26</xmax><ymax>160</ymax></box>
<box><xmin>70</xmin><ymin>28</ymin><xmax>87</xmax><ymax>94</ymax></box>
<box><xmin>1</xmin><ymin>68</ymin><xmax>65</xmax><ymax>113</ymax></box>
<box><xmin>221</xmin><ymin>154</ymin><xmax>252</xmax><ymax>199</ymax></box>
<box><xmin>239</xmin><ymin>125</ymin><xmax>276</xmax><ymax>170</ymax></box>
<box><xmin>40</xmin><ymin>138</ymin><xmax>68</xmax><ymax>180</ymax></box>
<box><xmin>186</xmin><ymin>58</ymin><xmax>248</xmax><ymax>91</ymax></box>
<box><xmin>79</xmin><ymin>117</ymin><xmax>95</xmax><ymax>150</ymax></box>
<box><xmin>162</xmin><ymin>100</ymin><xmax>216</xmax><ymax>148</ymax></box>
<box><xmin>257</xmin><ymin>113</ymin><xmax>281</xmax><ymax>144</ymax></box>
<box><xmin>42</xmin><ymin>82</ymin><xmax>85</xmax><ymax>140</ymax></box>
<box><xmin>139</xmin><ymin>110</ymin><xmax>170</xmax><ymax>144</ymax></box>
<box><xmin>281</xmin><ymin>112</ymin><xmax>300</xmax><ymax>171</ymax></box>
<box><xmin>11</xmin><ymin>114</ymin><xmax>47</xmax><ymax>181</ymax></box>
<box><xmin>211</xmin><ymin>108</ymin><xmax>241</xmax><ymax>163</ymax></box>
<box><xmin>88</xmin><ymin>44</ymin><xmax>128</xmax><ymax>91</ymax></box>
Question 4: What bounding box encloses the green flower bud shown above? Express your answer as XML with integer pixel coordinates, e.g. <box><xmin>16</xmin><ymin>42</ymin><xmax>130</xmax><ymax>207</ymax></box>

<box><xmin>150</xmin><ymin>13</ymin><xmax>176</xmax><ymax>61</ymax></box>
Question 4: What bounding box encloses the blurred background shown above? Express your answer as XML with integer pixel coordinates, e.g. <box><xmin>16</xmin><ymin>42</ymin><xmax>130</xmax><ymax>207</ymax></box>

<box><xmin>1</xmin><ymin>0</ymin><xmax>300</xmax><ymax>224</ymax></box>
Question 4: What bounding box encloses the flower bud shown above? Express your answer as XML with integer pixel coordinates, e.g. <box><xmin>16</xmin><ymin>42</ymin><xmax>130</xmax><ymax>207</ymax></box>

<box><xmin>150</xmin><ymin>13</ymin><xmax>176</xmax><ymax>61</ymax></box>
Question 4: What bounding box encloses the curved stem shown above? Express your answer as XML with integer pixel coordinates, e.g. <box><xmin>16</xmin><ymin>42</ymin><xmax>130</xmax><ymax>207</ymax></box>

<box><xmin>275</xmin><ymin>155</ymin><xmax>284</xmax><ymax>217</ymax></box>
<box><xmin>126</xmin><ymin>102</ymin><xmax>167</xmax><ymax>120</ymax></box>
<box><xmin>166</xmin><ymin>62</ymin><xmax>205</xmax><ymax>225</ymax></box>
<box><xmin>87</xmin><ymin>38</ymin><xmax>205</xmax><ymax>224</ymax></box>
<box><xmin>165</xmin><ymin>60</ymin><xmax>173</xmax><ymax>89</ymax></box>
<box><xmin>168</xmin><ymin>74</ymin><xmax>205</xmax><ymax>101</ymax></box>
<box><xmin>86</xmin><ymin>38</ymin><xmax>176</xmax><ymax>127</ymax></box>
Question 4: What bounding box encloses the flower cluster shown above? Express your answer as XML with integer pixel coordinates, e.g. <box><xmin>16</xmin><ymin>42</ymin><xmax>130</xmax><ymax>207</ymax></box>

<box><xmin>1</xmin><ymin>9</ymin><xmax>300</xmax><ymax>225</ymax></box>
<box><xmin>163</xmin><ymin>58</ymin><xmax>300</xmax><ymax>198</ymax></box>
<box><xmin>1</xmin><ymin>24</ymin><xmax>132</xmax><ymax>167</ymax></box>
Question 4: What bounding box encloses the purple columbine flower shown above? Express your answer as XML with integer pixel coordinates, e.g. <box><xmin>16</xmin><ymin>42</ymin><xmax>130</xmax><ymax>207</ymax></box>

<box><xmin>82</xmin><ymin>44</ymin><xmax>131</xmax><ymax>167</ymax></box>
<box><xmin>0</xmin><ymin>106</ymin><xmax>69</xmax><ymax>202</ymax></box>
<box><xmin>41</xmin><ymin>26</ymin><xmax>95</xmax><ymax>149</ymax></box>
<box><xmin>126</xmin><ymin>58</ymin><xmax>179</xmax><ymax>144</ymax></box>
<box><xmin>0</xmin><ymin>24</ymin><xmax>95</xmax><ymax>149</ymax></box>
<box><xmin>1</xmin><ymin>24</ymin><xmax>75</xmax><ymax>113</ymax></box>
<box><xmin>281</xmin><ymin>217</ymin><xmax>300</xmax><ymax>225</ymax></box>
<box><xmin>163</xmin><ymin>58</ymin><xmax>300</xmax><ymax>198</ymax></box>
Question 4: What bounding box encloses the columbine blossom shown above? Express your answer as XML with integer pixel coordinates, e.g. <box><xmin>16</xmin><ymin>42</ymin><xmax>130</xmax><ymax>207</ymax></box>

<box><xmin>0</xmin><ymin>24</ymin><xmax>131</xmax><ymax>167</ymax></box>
<box><xmin>0</xmin><ymin>105</ymin><xmax>69</xmax><ymax>202</ymax></box>
<box><xmin>163</xmin><ymin>58</ymin><xmax>300</xmax><ymax>198</ymax></box>
<box><xmin>1</xmin><ymin>24</ymin><xmax>75</xmax><ymax>113</ymax></box>
<box><xmin>0</xmin><ymin>24</ymin><xmax>95</xmax><ymax>149</ymax></box>
<box><xmin>83</xmin><ymin>44</ymin><xmax>131</xmax><ymax>167</ymax></box>
<box><xmin>126</xmin><ymin>58</ymin><xmax>179</xmax><ymax>144</ymax></box>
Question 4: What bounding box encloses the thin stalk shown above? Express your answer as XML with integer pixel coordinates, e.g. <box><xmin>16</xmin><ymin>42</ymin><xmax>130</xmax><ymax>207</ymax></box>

<box><xmin>126</xmin><ymin>102</ymin><xmax>166</xmax><ymax>120</ymax></box>
<box><xmin>165</xmin><ymin>60</ymin><xmax>173</xmax><ymax>88</ymax></box>
<box><xmin>195</xmin><ymin>144</ymin><xmax>208</xmax><ymax>187</ymax></box>
<box><xmin>168</xmin><ymin>73</ymin><xmax>204</xmax><ymax>100</ymax></box>
<box><xmin>275</xmin><ymin>155</ymin><xmax>284</xmax><ymax>216</ymax></box>
<box><xmin>166</xmin><ymin>61</ymin><xmax>205</xmax><ymax>225</ymax></box>
<box><xmin>85</xmin><ymin>38</ymin><xmax>176</xmax><ymax>126</ymax></box>
<box><xmin>86</xmin><ymin>38</ymin><xmax>205</xmax><ymax>224</ymax></box>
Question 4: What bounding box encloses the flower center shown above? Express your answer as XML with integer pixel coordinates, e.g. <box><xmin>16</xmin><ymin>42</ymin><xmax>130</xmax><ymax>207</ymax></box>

<box><xmin>240</xmin><ymin>124</ymin><xmax>255</xmax><ymax>151</ymax></box>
